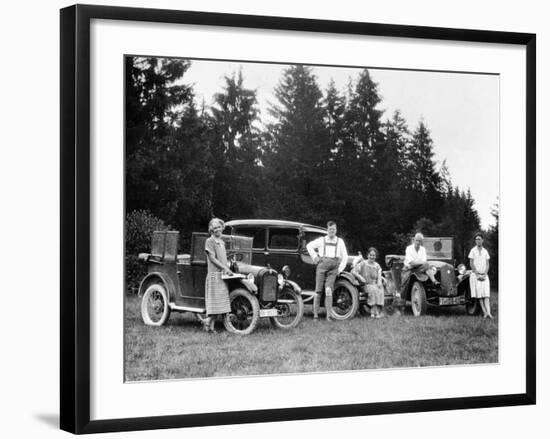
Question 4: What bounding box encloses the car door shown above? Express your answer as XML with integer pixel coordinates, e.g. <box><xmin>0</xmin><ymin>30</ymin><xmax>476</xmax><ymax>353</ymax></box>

<box><xmin>299</xmin><ymin>230</ymin><xmax>327</xmax><ymax>291</ymax></box>
<box><xmin>265</xmin><ymin>226</ymin><xmax>304</xmax><ymax>286</ymax></box>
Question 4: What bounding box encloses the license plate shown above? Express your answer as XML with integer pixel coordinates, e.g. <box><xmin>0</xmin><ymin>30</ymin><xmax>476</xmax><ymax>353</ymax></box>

<box><xmin>259</xmin><ymin>308</ymin><xmax>279</xmax><ymax>318</ymax></box>
<box><xmin>439</xmin><ymin>296</ymin><xmax>464</xmax><ymax>305</ymax></box>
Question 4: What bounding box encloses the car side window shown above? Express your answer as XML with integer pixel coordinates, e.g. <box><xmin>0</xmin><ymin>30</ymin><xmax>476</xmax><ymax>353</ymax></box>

<box><xmin>268</xmin><ymin>228</ymin><xmax>299</xmax><ymax>251</ymax></box>
<box><xmin>232</xmin><ymin>227</ymin><xmax>266</xmax><ymax>250</ymax></box>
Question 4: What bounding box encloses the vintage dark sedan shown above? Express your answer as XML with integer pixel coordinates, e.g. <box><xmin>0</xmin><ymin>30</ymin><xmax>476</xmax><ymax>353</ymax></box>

<box><xmin>137</xmin><ymin>230</ymin><xmax>304</xmax><ymax>334</ymax></box>
<box><xmin>385</xmin><ymin>237</ymin><xmax>478</xmax><ymax>316</ymax></box>
<box><xmin>224</xmin><ymin>219</ymin><xmax>393</xmax><ymax>319</ymax></box>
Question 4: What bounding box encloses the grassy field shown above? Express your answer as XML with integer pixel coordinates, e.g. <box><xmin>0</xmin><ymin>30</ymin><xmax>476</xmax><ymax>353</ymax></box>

<box><xmin>124</xmin><ymin>293</ymin><xmax>498</xmax><ymax>381</ymax></box>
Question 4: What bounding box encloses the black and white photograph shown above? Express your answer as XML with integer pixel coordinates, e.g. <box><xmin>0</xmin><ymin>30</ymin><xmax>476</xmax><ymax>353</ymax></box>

<box><xmin>124</xmin><ymin>56</ymin><xmax>500</xmax><ymax>381</ymax></box>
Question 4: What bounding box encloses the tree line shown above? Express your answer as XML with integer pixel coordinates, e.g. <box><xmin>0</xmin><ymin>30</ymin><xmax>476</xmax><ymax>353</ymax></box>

<box><xmin>125</xmin><ymin>56</ymin><xmax>498</xmax><ymax>280</ymax></box>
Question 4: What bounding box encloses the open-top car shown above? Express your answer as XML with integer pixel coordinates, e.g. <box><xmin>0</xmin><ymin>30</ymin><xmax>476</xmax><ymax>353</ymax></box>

<box><xmin>224</xmin><ymin>219</ymin><xmax>395</xmax><ymax>319</ymax></box>
<box><xmin>137</xmin><ymin>230</ymin><xmax>304</xmax><ymax>334</ymax></box>
<box><xmin>384</xmin><ymin>237</ymin><xmax>478</xmax><ymax>316</ymax></box>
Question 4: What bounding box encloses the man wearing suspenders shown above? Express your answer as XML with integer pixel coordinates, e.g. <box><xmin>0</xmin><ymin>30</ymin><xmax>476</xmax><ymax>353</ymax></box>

<box><xmin>306</xmin><ymin>221</ymin><xmax>349</xmax><ymax>321</ymax></box>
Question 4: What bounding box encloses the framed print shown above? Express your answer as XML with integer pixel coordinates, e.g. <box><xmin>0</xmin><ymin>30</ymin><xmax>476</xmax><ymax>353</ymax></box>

<box><xmin>60</xmin><ymin>4</ymin><xmax>536</xmax><ymax>434</ymax></box>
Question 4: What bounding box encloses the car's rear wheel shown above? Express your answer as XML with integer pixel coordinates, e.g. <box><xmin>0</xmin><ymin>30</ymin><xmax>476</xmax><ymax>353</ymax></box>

<box><xmin>141</xmin><ymin>283</ymin><xmax>171</xmax><ymax>326</ymax></box>
<box><xmin>224</xmin><ymin>288</ymin><xmax>260</xmax><ymax>335</ymax></box>
<box><xmin>331</xmin><ymin>279</ymin><xmax>359</xmax><ymax>320</ymax></box>
<box><xmin>410</xmin><ymin>281</ymin><xmax>428</xmax><ymax>317</ymax></box>
<box><xmin>270</xmin><ymin>288</ymin><xmax>304</xmax><ymax>329</ymax></box>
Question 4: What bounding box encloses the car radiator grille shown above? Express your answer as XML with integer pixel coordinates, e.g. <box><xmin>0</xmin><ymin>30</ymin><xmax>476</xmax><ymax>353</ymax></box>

<box><xmin>261</xmin><ymin>272</ymin><xmax>278</xmax><ymax>302</ymax></box>
<box><xmin>439</xmin><ymin>267</ymin><xmax>457</xmax><ymax>296</ymax></box>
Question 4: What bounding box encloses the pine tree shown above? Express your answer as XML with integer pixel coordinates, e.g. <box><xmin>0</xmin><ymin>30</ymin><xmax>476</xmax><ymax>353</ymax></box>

<box><xmin>264</xmin><ymin>65</ymin><xmax>331</xmax><ymax>222</ymax></box>
<box><xmin>209</xmin><ymin>70</ymin><xmax>262</xmax><ymax>219</ymax></box>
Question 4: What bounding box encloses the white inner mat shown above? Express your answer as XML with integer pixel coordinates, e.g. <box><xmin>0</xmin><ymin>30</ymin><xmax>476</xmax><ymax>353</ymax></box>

<box><xmin>90</xmin><ymin>19</ymin><xmax>526</xmax><ymax>420</ymax></box>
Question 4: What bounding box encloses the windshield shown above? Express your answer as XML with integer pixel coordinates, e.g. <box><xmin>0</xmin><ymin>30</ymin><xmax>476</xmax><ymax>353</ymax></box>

<box><xmin>423</xmin><ymin>237</ymin><xmax>453</xmax><ymax>260</ymax></box>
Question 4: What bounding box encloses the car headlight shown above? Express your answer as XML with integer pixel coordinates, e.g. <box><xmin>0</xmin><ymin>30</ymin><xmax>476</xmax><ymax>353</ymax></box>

<box><xmin>281</xmin><ymin>265</ymin><xmax>291</xmax><ymax>278</ymax></box>
<box><xmin>277</xmin><ymin>274</ymin><xmax>285</xmax><ymax>287</ymax></box>
<box><xmin>247</xmin><ymin>273</ymin><xmax>255</xmax><ymax>284</ymax></box>
<box><xmin>457</xmin><ymin>264</ymin><xmax>466</xmax><ymax>275</ymax></box>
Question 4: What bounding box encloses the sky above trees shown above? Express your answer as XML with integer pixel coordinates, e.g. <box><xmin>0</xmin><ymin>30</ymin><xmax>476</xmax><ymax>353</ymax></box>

<box><xmin>181</xmin><ymin>60</ymin><xmax>499</xmax><ymax>228</ymax></box>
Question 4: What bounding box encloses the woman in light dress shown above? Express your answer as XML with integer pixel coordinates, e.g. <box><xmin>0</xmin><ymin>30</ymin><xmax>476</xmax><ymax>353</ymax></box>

<box><xmin>353</xmin><ymin>247</ymin><xmax>385</xmax><ymax>318</ymax></box>
<box><xmin>468</xmin><ymin>233</ymin><xmax>493</xmax><ymax>319</ymax></box>
<box><xmin>203</xmin><ymin>218</ymin><xmax>232</xmax><ymax>333</ymax></box>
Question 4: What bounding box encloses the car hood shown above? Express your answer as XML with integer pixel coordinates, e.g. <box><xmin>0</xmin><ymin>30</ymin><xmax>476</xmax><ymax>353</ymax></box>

<box><xmin>428</xmin><ymin>260</ymin><xmax>453</xmax><ymax>269</ymax></box>
<box><xmin>234</xmin><ymin>262</ymin><xmax>276</xmax><ymax>276</ymax></box>
<box><xmin>384</xmin><ymin>255</ymin><xmax>453</xmax><ymax>270</ymax></box>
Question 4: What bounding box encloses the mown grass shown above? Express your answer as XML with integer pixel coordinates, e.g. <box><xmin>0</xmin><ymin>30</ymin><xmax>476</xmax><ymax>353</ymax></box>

<box><xmin>124</xmin><ymin>293</ymin><xmax>498</xmax><ymax>381</ymax></box>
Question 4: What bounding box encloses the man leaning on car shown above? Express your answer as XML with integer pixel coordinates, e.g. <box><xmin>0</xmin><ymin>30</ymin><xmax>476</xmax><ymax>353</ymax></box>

<box><xmin>400</xmin><ymin>232</ymin><xmax>439</xmax><ymax>295</ymax></box>
<box><xmin>306</xmin><ymin>221</ymin><xmax>349</xmax><ymax>321</ymax></box>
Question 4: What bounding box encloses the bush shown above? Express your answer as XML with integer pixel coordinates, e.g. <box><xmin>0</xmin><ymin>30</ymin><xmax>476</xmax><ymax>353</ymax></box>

<box><xmin>125</xmin><ymin>210</ymin><xmax>170</xmax><ymax>294</ymax></box>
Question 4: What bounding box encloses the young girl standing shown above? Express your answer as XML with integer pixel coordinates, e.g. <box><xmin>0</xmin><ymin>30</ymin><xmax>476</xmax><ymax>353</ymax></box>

<box><xmin>468</xmin><ymin>233</ymin><xmax>493</xmax><ymax>319</ymax></box>
<box><xmin>353</xmin><ymin>247</ymin><xmax>385</xmax><ymax>318</ymax></box>
<box><xmin>203</xmin><ymin>218</ymin><xmax>232</xmax><ymax>332</ymax></box>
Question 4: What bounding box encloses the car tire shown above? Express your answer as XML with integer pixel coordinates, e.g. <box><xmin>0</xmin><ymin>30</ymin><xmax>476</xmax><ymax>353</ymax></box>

<box><xmin>224</xmin><ymin>288</ymin><xmax>260</xmax><ymax>335</ymax></box>
<box><xmin>410</xmin><ymin>281</ymin><xmax>428</xmax><ymax>317</ymax></box>
<box><xmin>331</xmin><ymin>279</ymin><xmax>360</xmax><ymax>320</ymax></box>
<box><xmin>270</xmin><ymin>288</ymin><xmax>304</xmax><ymax>329</ymax></box>
<box><xmin>141</xmin><ymin>282</ymin><xmax>171</xmax><ymax>326</ymax></box>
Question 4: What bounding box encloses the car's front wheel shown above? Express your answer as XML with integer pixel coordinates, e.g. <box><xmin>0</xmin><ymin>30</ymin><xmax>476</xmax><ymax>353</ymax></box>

<box><xmin>141</xmin><ymin>282</ymin><xmax>171</xmax><ymax>326</ymax></box>
<box><xmin>270</xmin><ymin>288</ymin><xmax>304</xmax><ymax>329</ymax></box>
<box><xmin>331</xmin><ymin>279</ymin><xmax>359</xmax><ymax>320</ymax></box>
<box><xmin>224</xmin><ymin>288</ymin><xmax>260</xmax><ymax>335</ymax></box>
<box><xmin>410</xmin><ymin>281</ymin><xmax>428</xmax><ymax>317</ymax></box>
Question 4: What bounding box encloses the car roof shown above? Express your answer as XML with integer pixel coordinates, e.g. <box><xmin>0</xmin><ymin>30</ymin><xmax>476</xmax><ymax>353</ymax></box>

<box><xmin>225</xmin><ymin>219</ymin><xmax>327</xmax><ymax>234</ymax></box>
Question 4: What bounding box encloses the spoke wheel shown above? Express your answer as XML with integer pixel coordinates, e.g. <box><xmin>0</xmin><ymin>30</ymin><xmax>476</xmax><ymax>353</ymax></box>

<box><xmin>141</xmin><ymin>283</ymin><xmax>171</xmax><ymax>326</ymax></box>
<box><xmin>331</xmin><ymin>279</ymin><xmax>359</xmax><ymax>320</ymax></box>
<box><xmin>270</xmin><ymin>288</ymin><xmax>304</xmax><ymax>329</ymax></box>
<box><xmin>410</xmin><ymin>281</ymin><xmax>427</xmax><ymax>317</ymax></box>
<box><xmin>224</xmin><ymin>288</ymin><xmax>260</xmax><ymax>335</ymax></box>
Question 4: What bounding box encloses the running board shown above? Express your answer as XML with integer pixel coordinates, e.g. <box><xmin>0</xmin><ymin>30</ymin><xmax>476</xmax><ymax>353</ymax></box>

<box><xmin>169</xmin><ymin>304</ymin><xmax>206</xmax><ymax>313</ymax></box>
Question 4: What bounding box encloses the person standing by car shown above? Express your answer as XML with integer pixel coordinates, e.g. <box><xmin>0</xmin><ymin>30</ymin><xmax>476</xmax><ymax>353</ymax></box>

<box><xmin>400</xmin><ymin>232</ymin><xmax>439</xmax><ymax>296</ymax></box>
<box><xmin>306</xmin><ymin>221</ymin><xmax>349</xmax><ymax>321</ymax></box>
<box><xmin>353</xmin><ymin>247</ymin><xmax>385</xmax><ymax>318</ymax></box>
<box><xmin>468</xmin><ymin>233</ymin><xmax>493</xmax><ymax>319</ymax></box>
<box><xmin>203</xmin><ymin>218</ymin><xmax>233</xmax><ymax>333</ymax></box>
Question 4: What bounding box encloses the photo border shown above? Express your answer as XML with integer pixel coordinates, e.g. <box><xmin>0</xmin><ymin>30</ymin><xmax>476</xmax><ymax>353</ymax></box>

<box><xmin>60</xmin><ymin>4</ymin><xmax>536</xmax><ymax>434</ymax></box>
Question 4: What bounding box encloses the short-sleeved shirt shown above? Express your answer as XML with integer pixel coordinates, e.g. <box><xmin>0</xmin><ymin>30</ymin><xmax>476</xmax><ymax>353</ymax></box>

<box><xmin>353</xmin><ymin>260</ymin><xmax>381</xmax><ymax>284</ymax></box>
<box><xmin>404</xmin><ymin>244</ymin><xmax>427</xmax><ymax>267</ymax></box>
<box><xmin>468</xmin><ymin>246</ymin><xmax>490</xmax><ymax>273</ymax></box>
<box><xmin>205</xmin><ymin>236</ymin><xmax>228</xmax><ymax>273</ymax></box>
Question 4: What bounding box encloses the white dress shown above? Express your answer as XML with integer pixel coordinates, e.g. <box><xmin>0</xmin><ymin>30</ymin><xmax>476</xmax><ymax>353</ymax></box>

<box><xmin>468</xmin><ymin>246</ymin><xmax>491</xmax><ymax>298</ymax></box>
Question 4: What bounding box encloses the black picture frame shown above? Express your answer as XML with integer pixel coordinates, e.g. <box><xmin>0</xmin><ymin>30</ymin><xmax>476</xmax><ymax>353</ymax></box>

<box><xmin>60</xmin><ymin>4</ymin><xmax>536</xmax><ymax>434</ymax></box>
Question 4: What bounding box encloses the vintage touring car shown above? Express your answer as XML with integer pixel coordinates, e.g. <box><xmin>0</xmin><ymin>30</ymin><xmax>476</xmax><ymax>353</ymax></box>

<box><xmin>384</xmin><ymin>237</ymin><xmax>478</xmax><ymax>316</ymax></box>
<box><xmin>224</xmin><ymin>219</ymin><xmax>395</xmax><ymax>319</ymax></box>
<box><xmin>137</xmin><ymin>230</ymin><xmax>304</xmax><ymax>334</ymax></box>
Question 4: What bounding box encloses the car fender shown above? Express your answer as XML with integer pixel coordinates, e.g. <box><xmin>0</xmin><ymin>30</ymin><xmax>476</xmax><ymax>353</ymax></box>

<box><xmin>138</xmin><ymin>272</ymin><xmax>177</xmax><ymax>302</ymax></box>
<box><xmin>282</xmin><ymin>279</ymin><xmax>301</xmax><ymax>294</ymax></box>
<box><xmin>402</xmin><ymin>273</ymin><xmax>424</xmax><ymax>300</ymax></box>
<box><xmin>337</xmin><ymin>271</ymin><xmax>360</xmax><ymax>286</ymax></box>
<box><xmin>238</xmin><ymin>278</ymin><xmax>258</xmax><ymax>293</ymax></box>
<box><xmin>457</xmin><ymin>272</ymin><xmax>472</xmax><ymax>297</ymax></box>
